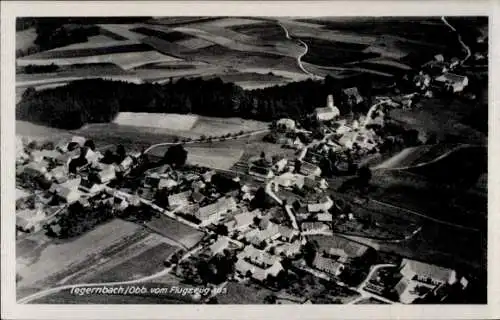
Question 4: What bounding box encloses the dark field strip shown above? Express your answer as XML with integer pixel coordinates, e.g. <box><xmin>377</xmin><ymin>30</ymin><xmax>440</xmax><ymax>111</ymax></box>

<box><xmin>24</xmin><ymin>43</ymin><xmax>152</xmax><ymax>59</ymax></box>
<box><xmin>303</xmin><ymin>49</ymin><xmax>379</xmax><ymax>66</ymax></box>
<box><xmin>351</xmin><ymin>62</ymin><xmax>412</xmax><ymax>76</ymax></box>
<box><xmin>130</xmin><ymin>27</ymin><xmax>194</xmax><ymax>42</ymax></box>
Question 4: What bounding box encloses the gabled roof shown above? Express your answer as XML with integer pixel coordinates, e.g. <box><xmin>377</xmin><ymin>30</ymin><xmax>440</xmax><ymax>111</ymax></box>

<box><xmin>435</xmin><ymin>73</ymin><xmax>468</xmax><ymax>84</ymax></box>
<box><xmin>168</xmin><ymin>191</ymin><xmax>192</xmax><ymax>207</ymax></box>
<box><xmin>313</xmin><ymin>254</ymin><xmax>344</xmax><ymax>275</ymax></box>
<box><xmin>400</xmin><ymin>259</ymin><xmax>456</xmax><ymax>283</ymax></box>
<box><xmin>209</xmin><ymin>236</ymin><xmax>230</xmax><ymax>255</ymax></box>
<box><xmin>197</xmin><ymin>197</ymin><xmax>237</xmax><ymax>220</ymax></box>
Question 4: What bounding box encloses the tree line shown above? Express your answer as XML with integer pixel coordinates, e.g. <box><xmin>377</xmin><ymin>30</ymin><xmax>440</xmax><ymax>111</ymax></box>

<box><xmin>17</xmin><ymin>75</ymin><xmax>376</xmax><ymax>130</ymax></box>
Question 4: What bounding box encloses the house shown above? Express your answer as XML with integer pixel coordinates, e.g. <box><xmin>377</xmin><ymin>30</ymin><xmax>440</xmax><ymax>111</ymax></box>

<box><xmin>272</xmin><ymin>158</ymin><xmax>288</xmax><ymax>173</ymax></box>
<box><xmin>301</xmin><ymin>222</ymin><xmax>329</xmax><ymax>233</ymax></box>
<box><xmin>343</xmin><ymin>87</ymin><xmax>364</xmax><ymax>105</ymax></box>
<box><xmin>16</xmin><ymin>208</ymin><xmax>46</xmax><ymax>233</ymax></box>
<box><xmin>158</xmin><ymin>178</ymin><xmax>178</xmax><ymax>190</ymax></box>
<box><xmin>248</xmin><ymin>223</ymin><xmax>281</xmax><ymax>245</ymax></box>
<box><xmin>55</xmin><ymin>186</ymin><xmax>81</xmax><ymax>204</ymax></box>
<box><xmin>209</xmin><ymin>236</ymin><xmax>230</xmax><ymax>256</ymax></box>
<box><xmin>303</xmin><ymin>176</ymin><xmax>328</xmax><ymax>191</ymax></box>
<box><xmin>191</xmin><ymin>180</ymin><xmax>206</xmax><ymax>191</ymax></box>
<box><xmin>79</xmin><ymin>179</ymin><xmax>105</xmax><ymax>195</ymax></box>
<box><xmin>307</xmin><ymin>195</ymin><xmax>334</xmax><ymax>213</ymax></box>
<box><xmin>317</xmin><ymin>213</ymin><xmax>333</xmax><ymax>222</ymax></box>
<box><xmin>236</xmin><ymin>245</ymin><xmax>283</xmax><ymax>281</ymax></box>
<box><xmin>275</xmin><ymin>172</ymin><xmax>301</xmax><ymax>188</ymax></box>
<box><xmin>299</xmin><ymin>161</ymin><xmax>321</xmax><ymax>177</ymax></box>
<box><xmin>277</xmin><ymin>118</ymin><xmax>296</xmax><ymax>131</ymax></box>
<box><xmin>434</xmin><ymin>54</ymin><xmax>445</xmax><ymax>62</ymax></box>
<box><xmin>278</xmin><ymin>225</ymin><xmax>298</xmax><ymax>242</ymax></box>
<box><xmin>49</xmin><ymin>165</ymin><xmax>68</xmax><ymax>184</ymax></box>
<box><xmin>16</xmin><ymin>188</ymin><xmax>33</xmax><ymax>209</ymax></box>
<box><xmin>196</xmin><ymin>196</ymin><xmax>238</xmax><ymax>225</ymax></box>
<box><xmin>312</xmin><ymin>254</ymin><xmax>344</xmax><ymax>276</ymax></box>
<box><xmin>393</xmin><ymin>259</ymin><xmax>458</xmax><ymax>304</ymax></box>
<box><xmin>23</xmin><ymin>161</ymin><xmax>48</xmax><ymax>177</ymax></box>
<box><xmin>168</xmin><ymin>191</ymin><xmax>192</xmax><ymax>209</ymax></box>
<box><xmin>55</xmin><ymin>151</ymin><xmax>79</xmax><ymax>167</ymax></box>
<box><xmin>31</xmin><ymin>150</ymin><xmax>61</xmax><ymax>163</ymax></box>
<box><xmin>249</xmin><ymin>165</ymin><xmax>274</xmax><ymax>180</ymax></box>
<box><xmin>274</xmin><ymin>241</ymin><xmax>302</xmax><ymax>258</ymax></box>
<box><xmin>434</xmin><ymin>73</ymin><xmax>469</xmax><ymax>92</ymax></box>
<box><xmin>97</xmin><ymin>165</ymin><xmax>116</xmax><ymax>184</ymax></box>
<box><xmin>83</xmin><ymin>148</ymin><xmax>101</xmax><ymax>164</ymax></box>
<box><xmin>190</xmin><ymin>190</ymin><xmax>204</xmax><ymax>204</ymax></box>
<box><xmin>225</xmin><ymin>209</ymin><xmax>257</xmax><ymax>231</ymax></box>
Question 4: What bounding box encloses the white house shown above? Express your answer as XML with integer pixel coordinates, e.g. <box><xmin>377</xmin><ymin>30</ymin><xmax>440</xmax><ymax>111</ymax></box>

<box><xmin>434</xmin><ymin>73</ymin><xmax>469</xmax><ymax>93</ymax></box>
<box><xmin>272</xmin><ymin>158</ymin><xmax>288</xmax><ymax>173</ymax></box>
<box><xmin>16</xmin><ymin>208</ymin><xmax>46</xmax><ymax>233</ymax></box>
<box><xmin>394</xmin><ymin>258</ymin><xmax>458</xmax><ymax>304</ymax></box>
<box><xmin>307</xmin><ymin>195</ymin><xmax>334</xmax><ymax>213</ymax></box>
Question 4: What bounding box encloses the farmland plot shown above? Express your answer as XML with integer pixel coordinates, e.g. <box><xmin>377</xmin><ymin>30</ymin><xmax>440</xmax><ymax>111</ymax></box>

<box><xmin>48</xmin><ymin>36</ymin><xmax>134</xmax><ymax>52</ymax></box>
<box><xmin>113</xmin><ymin>112</ymin><xmax>199</xmax><ymax>131</ymax></box>
<box><xmin>98</xmin><ymin>24</ymin><xmax>148</xmax><ymax>41</ymax></box>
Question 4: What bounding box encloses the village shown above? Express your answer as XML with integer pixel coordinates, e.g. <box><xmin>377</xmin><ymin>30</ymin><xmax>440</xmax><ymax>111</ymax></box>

<box><xmin>14</xmin><ymin>53</ymin><xmax>476</xmax><ymax>305</ymax></box>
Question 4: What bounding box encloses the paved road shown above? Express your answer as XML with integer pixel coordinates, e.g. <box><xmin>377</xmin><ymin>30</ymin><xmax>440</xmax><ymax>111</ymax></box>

<box><xmin>17</xmin><ymin>244</ymin><xmax>203</xmax><ymax>304</ymax></box>
<box><xmin>441</xmin><ymin>16</ymin><xmax>472</xmax><ymax>65</ymax></box>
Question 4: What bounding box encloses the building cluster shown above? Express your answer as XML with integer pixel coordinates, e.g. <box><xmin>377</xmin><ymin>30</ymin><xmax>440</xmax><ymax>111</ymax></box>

<box><xmin>418</xmin><ymin>54</ymin><xmax>470</xmax><ymax>95</ymax></box>
<box><xmin>15</xmin><ymin>135</ymin><xmax>141</xmax><ymax>235</ymax></box>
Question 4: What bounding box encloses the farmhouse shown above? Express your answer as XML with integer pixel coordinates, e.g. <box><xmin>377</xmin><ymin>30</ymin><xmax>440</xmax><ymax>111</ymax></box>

<box><xmin>16</xmin><ymin>208</ymin><xmax>46</xmax><ymax>233</ymax></box>
<box><xmin>299</xmin><ymin>161</ymin><xmax>321</xmax><ymax>177</ymax></box>
<box><xmin>196</xmin><ymin>196</ymin><xmax>238</xmax><ymax>225</ymax></box>
<box><xmin>158</xmin><ymin>178</ymin><xmax>178</xmax><ymax>190</ymax></box>
<box><xmin>312</xmin><ymin>254</ymin><xmax>344</xmax><ymax>277</ymax></box>
<box><xmin>49</xmin><ymin>166</ymin><xmax>68</xmax><ymax>184</ymax></box>
<box><xmin>168</xmin><ymin>191</ymin><xmax>192</xmax><ymax>209</ymax></box>
<box><xmin>249</xmin><ymin>165</ymin><xmax>274</xmax><ymax>180</ymax></box>
<box><xmin>16</xmin><ymin>188</ymin><xmax>33</xmax><ymax>209</ymax></box>
<box><xmin>236</xmin><ymin>245</ymin><xmax>283</xmax><ymax>281</ymax></box>
<box><xmin>31</xmin><ymin>150</ymin><xmax>61</xmax><ymax>163</ymax></box>
<box><xmin>393</xmin><ymin>258</ymin><xmax>459</xmax><ymax>304</ymax></box>
<box><xmin>317</xmin><ymin>213</ymin><xmax>333</xmax><ymax>222</ymax></box>
<box><xmin>23</xmin><ymin>161</ymin><xmax>48</xmax><ymax>177</ymax></box>
<box><xmin>273</xmin><ymin>240</ymin><xmax>302</xmax><ymax>258</ymax></box>
<box><xmin>272</xmin><ymin>158</ymin><xmax>288</xmax><ymax>173</ymax></box>
<box><xmin>301</xmin><ymin>222</ymin><xmax>330</xmax><ymax>233</ymax></box>
<box><xmin>209</xmin><ymin>236</ymin><xmax>230</xmax><ymax>256</ymax></box>
<box><xmin>434</xmin><ymin>73</ymin><xmax>469</xmax><ymax>92</ymax></box>
<box><xmin>97</xmin><ymin>165</ymin><xmax>116</xmax><ymax>184</ymax></box>
<box><xmin>307</xmin><ymin>195</ymin><xmax>334</xmax><ymax>213</ymax></box>
<box><xmin>225</xmin><ymin>209</ymin><xmax>257</xmax><ymax>231</ymax></box>
<box><xmin>118</xmin><ymin>156</ymin><xmax>134</xmax><ymax>173</ymax></box>
<box><xmin>277</xmin><ymin>118</ymin><xmax>296</xmax><ymax>131</ymax></box>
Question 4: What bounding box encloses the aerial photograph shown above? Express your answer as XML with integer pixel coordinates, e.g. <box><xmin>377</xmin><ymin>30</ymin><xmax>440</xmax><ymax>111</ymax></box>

<box><xmin>15</xmin><ymin>16</ymin><xmax>487</xmax><ymax>305</ymax></box>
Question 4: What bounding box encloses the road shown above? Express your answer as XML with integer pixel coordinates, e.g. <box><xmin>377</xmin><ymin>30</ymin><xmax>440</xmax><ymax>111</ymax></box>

<box><xmin>17</xmin><ymin>243</ymin><xmax>203</xmax><ymax>304</ymax></box>
<box><xmin>441</xmin><ymin>16</ymin><xmax>472</xmax><ymax>65</ymax></box>
<box><xmin>277</xmin><ymin>22</ymin><xmax>317</xmax><ymax>78</ymax></box>
<box><xmin>143</xmin><ymin>128</ymin><xmax>269</xmax><ymax>154</ymax></box>
<box><xmin>373</xmin><ymin>144</ymin><xmax>479</xmax><ymax>171</ymax></box>
<box><xmin>348</xmin><ymin>263</ymin><xmax>398</xmax><ymax>304</ymax></box>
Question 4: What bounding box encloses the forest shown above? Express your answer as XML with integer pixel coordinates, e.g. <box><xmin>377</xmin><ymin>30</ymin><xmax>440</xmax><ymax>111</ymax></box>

<box><xmin>17</xmin><ymin>75</ymin><xmax>377</xmax><ymax>130</ymax></box>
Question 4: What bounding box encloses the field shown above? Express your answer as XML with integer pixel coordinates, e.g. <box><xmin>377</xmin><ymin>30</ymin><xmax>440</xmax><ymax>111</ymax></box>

<box><xmin>113</xmin><ymin>112</ymin><xmax>199</xmax><ymax>131</ymax></box>
<box><xmin>81</xmin><ymin>241</ymin><xmax>179</xmax><ymax>283</ymax></box>
<box><xmin>16</xmin><ymin>120</ymin><xmax>73</xmax><ymax>141</ymax></box>
<box><xmin>144</xmin><ymin>215</ymin><xmax>205</xmax><ymax>249</ymax></box>
<box><xmin>16</xmin><ymin>219</ymin><xmax>149</xmax><ymax>298</ymax></box>
<box><xmin>389</xmin><ymin>98</ymin><xmax>487</xmax><ymax>145</ymax></box>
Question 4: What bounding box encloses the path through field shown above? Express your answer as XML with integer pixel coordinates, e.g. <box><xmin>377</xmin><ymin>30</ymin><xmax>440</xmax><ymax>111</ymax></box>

<box><xmin>441</xmin><ymin>16</ymin><xmax>472</xmax><ymax>64</ymax></box>
<box><xmin>277</xmin><ymin>23</ymin><xmax>318</xmax><ymax>79</ymax></box>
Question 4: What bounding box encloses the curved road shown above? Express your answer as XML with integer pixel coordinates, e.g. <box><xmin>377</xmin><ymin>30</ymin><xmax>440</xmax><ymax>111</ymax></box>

<box><xmin>277</xmin><ymin>22</ymin><xmax>317</xmax><ymax>78</ymax></box>
<box><xmin>143</xmin><ymin>128</ymin><xmax>269</xmax><ymax>154</ymax></box>
<box><xmin>441</xmin><ymin>16</ymin><xmax>472</xmax><ymax>65</ymax></box>
<box><xmin>373</xmin><ymin>144</ymin><xmax>481</xmax><ymax>171</ymax></box>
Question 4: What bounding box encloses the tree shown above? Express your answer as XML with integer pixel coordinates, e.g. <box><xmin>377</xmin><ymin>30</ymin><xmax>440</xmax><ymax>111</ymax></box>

<box><xmin>264</xmin><ymin>294</ymin><xmax>277</xmax><ymax>304</ymax></box>
<box><xmin>84</xmin><ymin>139</ymin><xmax>95</xmax><ymax>151</ymax></box>
<box><xmin>357</xmin><ymin>166</ymin><xmax>372</xmax><ymax>187</ymax></box>
<box><xmin>215</xmin><ymin>224</ymin><xmax>229</xmax><ymax>236</ymax></box>
<box><xmin>163</xmin><ymin>144</ymin><xmax>188</xmax><ymax>168</ymax></box>
<box><xmin>116</xmin><ymin>145</ymin><xmax>126</xmax><ymax>162</ymax></box>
